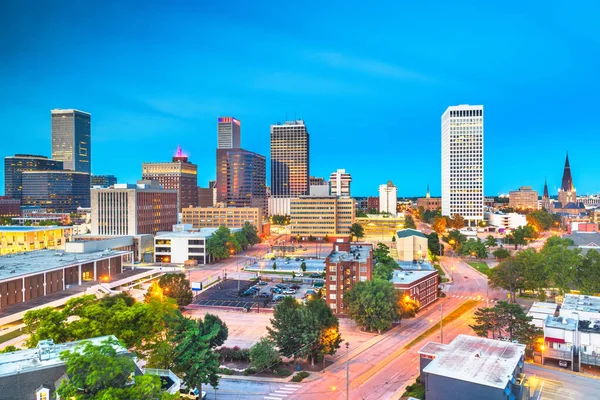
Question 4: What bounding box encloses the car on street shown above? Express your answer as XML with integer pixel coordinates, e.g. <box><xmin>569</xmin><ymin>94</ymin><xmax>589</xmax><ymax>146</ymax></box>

<box><xmin>283</xmin><ymin>289</ymin><xmax>296</xmax><ymax>294</ymax></box>
<box><xmin>271</xmin><ymin>287</ymin><xmax>283</xmax><ymax>294</ymax></box>
<box><xmin>276</xmin><ymin>284</ymin><xmax>288</xmax><ymax>290</ymax></box>
<box><xmin>309</xmin><ymin>273</ymin><xmax>322</xmax><ymax>278</ymax></box>
<box><xmin>559</xmin><ymin>360</ymin><xmax>568</xmax><ymax>368</ymax></box>
<box><xmin>248</xmin><ymin>286</ymin><xmax>260</xmax><ymax>292</ymax></box>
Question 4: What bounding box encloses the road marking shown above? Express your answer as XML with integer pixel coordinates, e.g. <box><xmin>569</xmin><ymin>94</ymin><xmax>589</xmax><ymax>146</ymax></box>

<box><xmin>536</xmin><ymin>379</ymin><xmax>544</xmax><ymax>400</ymax></box>
<box><xmin>265</xmin><ymin>397</ymin><xmax>284</xmax><ymax>400</ymax></box>
<box><xmin>284</xmin><ymin>385</ymin><xmax>302</xmax><ymax>388</ymax></box>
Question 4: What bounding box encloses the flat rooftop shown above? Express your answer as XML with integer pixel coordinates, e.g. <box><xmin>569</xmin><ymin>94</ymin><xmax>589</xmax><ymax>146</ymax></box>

<box><xmin>422</xmin><ymin>334</ymin><xmax>525</xmax><ymax>390</ymax></box>
<box><xmin>391</xmin><ymin>269</ymin><xmax>436</xmax><ymax>285</ymax></box>
<box><xmin>397</xmin><ymin>260</ymin><xmax>434</xmax><ymax>271</ymax></box>
<box><xmin>328</xmin><ymin>244</ymin><xmax>371</xmax><ymax>263</ymax></box>
<box><xmin>544</xmin><ymin>316</ymin><xmax>577</xmax><ymax>331</ymax></box>
<box><xmin>418</xmin><ymin>341</ymin><xmax>447</xmax><ymax>357</ymax></box>
<box><xmin>155</xmin><ymin>228</ymin><xmax>240</xmax><ymax>239</ymax></box>
<box><xmin>0</xmin><ymin>335</ymin><xmax>125</xmax><ymax>377</ymax></box>
<box><xmin>562</xmin><ymin>294</ymin><xmax>600</xmax><ymax>314</ymax></box>
<box><xmin>0</xmin><ymin>249</ymin><xmax>129</xmax><ymax>281</ymax></box>
<box><xmin>0</xmin><ymin>225</ymin><xmax>69</xmax><ymax>232</ymax></box>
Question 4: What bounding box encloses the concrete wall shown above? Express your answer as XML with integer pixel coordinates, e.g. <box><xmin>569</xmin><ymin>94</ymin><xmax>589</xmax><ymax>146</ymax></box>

<box><xmin>397</xmin><ymin>235</ymin><xmax>428</xmax><ymax>262</ymax></box>
<box><xmin>425</xmin><ymin>374</ymin><xmax>506</xmax><ymax>400</ymax></box>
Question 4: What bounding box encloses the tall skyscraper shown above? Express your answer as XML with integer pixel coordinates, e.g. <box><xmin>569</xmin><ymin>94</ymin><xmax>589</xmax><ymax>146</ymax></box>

<box><xmin>217</xmin><ymin>116</ymin><xmax>241</xmax><ymax>149</ymax></box>
<box><xmin>330</xmin><ymin>169</ymin><xmax>352</xmax><ymax>197</ymax></box>
<box><xmin>379</xmin><ymin>181</ymin><xmax>397</xmax><ymax>214</ymax></box>
<box><xmin>51</xmin><ymin>109</ymin><xmax>91</xmax><ymax>173</ymax></box>
<box><xmin>270</xmin><ymin>120</ymin><xmax>310</xmax><ymax>197</ymax></box>
<box><xmin>21</xmin><ymin>170</ymin><xmax>91</xmax><ymax>212</ymax></box>
<box><xmin>142</xmin><ymin>146</ymin><xmax>198</xmax><ymax>212</ymax></box>
<box><xmin>441</xmin><ymin>104</ymin><xmax>484</xmax><ymax>225</ymax></box>
<box><xmin>216</xmin><ymin>148</ymin><xmax>267</xmax><ymax>211</ymax></box>
<box><xmin>4</xmin><ymin>154</ymin><xmax>63</xmax><ymax>200</ymax></box>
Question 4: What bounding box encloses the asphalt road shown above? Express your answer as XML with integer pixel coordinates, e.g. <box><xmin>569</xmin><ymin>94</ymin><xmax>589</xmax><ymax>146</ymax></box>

<box><xmin>526</xmin><ymin>363</ymin><xmax>600</xmax><ymax>399</ymax></box>
<box><xmin>203</xmin><ymin>380</ymin><xmax>304</xmax><ymax>399</ymax></box>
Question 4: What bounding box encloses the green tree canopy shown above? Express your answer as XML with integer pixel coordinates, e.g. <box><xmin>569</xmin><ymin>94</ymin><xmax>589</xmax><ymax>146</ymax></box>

<box><xmin>446</xmin><ymin>229</ymin><xmax>467</xmax><ymax>250</ymax></box>
<box><xmin>484</xmin><ymin>235</ymin><xmax>498</xmax><ymax>248</ymax></box>
<box><xmin>206</xmin><ymin>226</ymin><xmax>233</xmax><ymax>260</ymax></box>
<box><xmin>349</xmin><ymin>223</ymin><xmax>365</xmax><ymax>241</ymax></box>
<box><xmin>492</xmin><ymin>246</ymin><xmax>510</xmax><ymax>260</ymax></box>
<box><xmin>344</xmin><ymin>280</ymin><xmax>400</xmax><ymax>333</ymax></box>
<box><xmin>458</xmin><ymin>238</ymin><xmax>487</xmax><ymax>258</ymax></box>
<box><xmin>149</xmin><ymin>273</ymin><xmax>193</xmax><ymax>309</ymax></box>
<box><xmin>488</xmin><ymin>260</ymin><xmax>522</xmax><ymax>302</ymax></box>
<box><xmin>234</xmin><ymin>230</ymin><xmax>249</xmax><ymax>251</ymax></box>
<box><xmin>404</xmin><ymin>215</ymin><xmax>417</xmax><ymax>229</ymax></box>
<box><xmin>426</xmin><ymin>232</ymin><xmax>443</xmax><ymax>257</ymax></box>
<box><xmin>576</xmin><ymin>250</ymin><xmax>600</xmax><ymax>295</ymax></box>
<box><xmin>242</xmin><ymin>221</ymin><xmax>261</xmax><ymax>246</ymax></box>
<box><xmin>469</xmin><ymin>301</ymin><xmax>541</xmax><ymax>345</ymax></box>
<box><xmin>249</xmin><ymin>337</ymin><xmax>282</xmax><ymax>371</ymax></box>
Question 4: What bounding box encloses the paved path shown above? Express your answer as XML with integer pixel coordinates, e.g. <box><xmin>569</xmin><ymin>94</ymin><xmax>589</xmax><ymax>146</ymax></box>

<box><xmin>204</xmin><ymin>380</ymin><xmax>303</xmax><ymax>399</ymax></box>
<box><xmin>527</xmin><ymin>363</ymin><xmax>600</xmax><ymax>399</ymax></box>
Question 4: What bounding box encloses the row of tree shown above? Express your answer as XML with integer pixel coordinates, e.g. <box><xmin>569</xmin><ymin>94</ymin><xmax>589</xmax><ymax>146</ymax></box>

<box><xmin>470</xmin><ymin>301</ymin><xmax>541</xmax><ymax>346</ymax></box>
<box><xmin>488</xmin><ymin>236</ymin><xmax>600</xmax><ymax>300</ymax></box>
<box><xmin>206</xmin><ymin>222</ymin><xmax>260</xmax><ymax>261</ymax></box>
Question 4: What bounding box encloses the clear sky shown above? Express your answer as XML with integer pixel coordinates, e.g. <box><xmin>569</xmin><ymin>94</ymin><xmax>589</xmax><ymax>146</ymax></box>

<box><xmin>1</xmin><ymin>1</ymin><xmax>599</xmax><ymax>197</ymax></box>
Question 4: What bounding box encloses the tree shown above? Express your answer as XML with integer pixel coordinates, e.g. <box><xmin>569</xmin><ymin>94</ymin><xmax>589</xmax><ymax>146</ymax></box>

<box><xmin>484</xmin><ymin>235</ymin><xmax>498</xmax><ymax>248</ymax></box>
<box><xmin>349</xmin><ymin>223</ymin><xmax>364</xmax><ymax>242</ymax></box>
<box><xmin>451</xmin><ymin>213</ymin><xmax>465</xmax><ymax>229</ymax></box>
<box><xmin>249</xmin><ymin>337</ymin><xmax>282</xmax><ymax>371</ymax></box>
<box><xmin>206</xmin><ymin>226</ymin><xmax>232</xmax><ymax>260</ymax></box>
<box><xmin>541</xmin><ymin>239</ymin><xmax>581</xmax><ymax>295</ymax></box>
<box><xmin>150</xmin><ymin>273</ymin><xmax>193</xmax><ymax>309</ymax></box>
<box><xmin>271</xmin><ymin>215</ymin><xmax>290</xmax><ymax>226</ymax></box>
<box><xmin>233</xmin><ymin>230</ymin><xmax>249</xmax><ymax>251</ymax></box>
<box><xmin>426</xmin><ymin>232</ymin><xmax>443</xmax><ymax>257</ymax></box>
<box><xmin>404</xmin><ymin>215</ymin><xmax>416</xmax><ymax>229</ymax></box>
<box><xmin>308</xmin><ymin>235</ymin><xmax>315</xmax><ymax>242</ymax></box>
<box><xmin>373</xmin><ymin>243</ymin><xmax>391</xmax><ymax>263</ymax></box>
<box><xmin>488</xmin><ymin>260</ymin><xmax>522</xmax><ymax>303</ymax></box>
<box><xmin>432</xmin><ymin>216</ymin><xmax>447</xmax><ymax>234</ymax></box>
<box><xmin>513</xmin><ymin>248</ymin><xmax>547</xmax><ymax>299</ymax></box>
<box><xmin>56</xmin><ymin>337</ymin><xmax>177</xmax><ymax>400</ymax></box>
<box><xmin>300</xmin><ymin>262</ymin><xmax>307</xmax><ymax>273</ymax></box>
<box><xmin>373</xmin><ymin>262</ymin><xmax>394</xmax><ymax>281</ymax></box>
<box><xmin>228</xmin><ymin>233</ymin><xmax>242</xmax><ymax>254</ymax></box>
<box><xmin>526</xmin><ymin>210</ymin><xmax>555</xmax><ymax>231</ymax></box>
<box><xmin>492</xmin><ymin>247</ymin><xmax>510</xmax><ymax>260</ymax></box>
<box><xmin>470</xmin><ymin>301</ymin><xmax>541</xmax><ymax>345</ymax></box>
<box><xmin>459</xmin><ymin>238</ymin><xmax>487</xmax><ymax>259</ymax></box>
<box><xmin>576</xmin><ymin>250</ymin><xmax>600</xmax><ymax>295</ymax></box>
<box><xmin>344</xmin><ymin>280</ymin><xmax>400</xmax><ymax>333</ymax></box>
<box><xmin>446</xmin><ymin>229</ymin><xmax>466</xmax><ymax>250</ymax></box>
<box><xmin>356</xmin><ymin>209</ymin><xmax>368</xmax><ymax>218</ymax></box>
<box><xmin>391</xmin><ymin>235</ymin><xmax>396</xmax><ymax>242</ymax></box>
<box><xmin>242</xmin><ymin>221</ymin><xmax>261</xmax><ymax>246</ymax></box>
<box><xmin>398</xmin><ymin>296</ymin><xmax>420</xmax><ymax>318</ymax></box>
<box><xmin>272</xmin><ymin>262</ymin><xmax>277</xmax><ymax>271</ymax></box>
<box><xmin>200</xmin><ymin>313</ymin><xmax>229</xmax><ymax>348</ymax></box>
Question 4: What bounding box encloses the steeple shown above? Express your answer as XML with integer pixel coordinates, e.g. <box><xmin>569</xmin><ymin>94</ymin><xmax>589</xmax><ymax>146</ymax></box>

<box><xmin>543</xmin><ymin>177</ymin><xmax>549</xmax><ymax>199</ymax></box>
<box><xmin>426</xmin><ymin>184</ymin><xmax>430</xmax><ymax>199</ymax></box>
<box><xmin>560</xmin><ymin>151</ymin><xmax>574</xmax><ymax>192</ymax></box>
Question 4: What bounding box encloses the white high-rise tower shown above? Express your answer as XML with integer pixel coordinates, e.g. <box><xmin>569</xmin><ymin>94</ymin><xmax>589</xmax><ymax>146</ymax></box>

<box><xmin>379</xmin><ymin>181</ymin><xmax>397</xmax><ymax>214</ymax></box>
<box><xmin>441</xmin><ymin>104</ymin><xmax>484</xmax><ymax>225</ymax></box>
<box><xmin>330</xmin><ymin>169</ymin><xmax>351</xmax><ymax>197</ymax></box>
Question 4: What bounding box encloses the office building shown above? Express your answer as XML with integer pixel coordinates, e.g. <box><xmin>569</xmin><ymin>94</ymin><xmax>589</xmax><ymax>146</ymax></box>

<box><xmin>0</xmin><ymin>226</ymin><xmax>72</xmax><ymax>255</ymax></box>
<box><xmin>142</xmin><ymin>146</ymin><xmax>198</xmax><ymax>211</ymax></box>
<box><xmin>91</xmin><ymin>181</ymin><xmax>178</xmax><ymax>236</ymax></box>
<box><xmin>91</xmin><ymin>174</ymin><xmax>117</xmax><ymax>188</ymax></box>
<box><xmin>395</xmin><ymin>229</ymin><xmax>428</xmax><ymax>261</ymax></box>
<box><xmin>0</xmin><ymin>196</ymin><xmax>20</xmax><ymax>217</ymax></box>
<box><xmin>391</xmin><ymin>269</ymin><xmax>439</xmax><ymax>308</ymax></box>
<box><xmin>330</xmin><ymin>169</ymin><xmax>351</xmax><ymax>197</ymax></box>
<box><xmin>270</xmin><ymin>120</ymin><xmax>309</xmax><ymax>197</ymax></box>
<box><xmin>290</xmin><ymin>196</ymin><xmax>355</xmax><ymax>240</ymax></box>
<box><xmin>21</xmin><ymin>170</ymin><xmax>91</xmax><ymax>212</ymax></box>
<box><xmin>197</xmin><ymin>187</ymin><xmax>214</xmax><ymax>207</ymax></box>
<box><xmin>355</xmin><ymin>214</ymin><xmax>405</xmax><ymax>239</ymax></box>
<box><xmin>325</xmin><ymin>242</ymin><xmax>373</xmax><ymax>313</ymax></box>
<box><xmin>379</xmin><ymin>181</ymin><xmax>397</xmax><ymax>214</ymax></box>
<box><xmin>51</xmin><ymin>109</ymin><xmax>91</xmax><ymax>173</ymax></box>
<box><xmin>509</xmin><ymin>186</ymin><xmax>539</xmax><ymax>209</ymax></box>
<box><xmin>268</xmin><ymin>197</ymin><xmax>291</xmax><ymax>216</ymax></box>
<box><xmin>309</xmin><ymin>176</ymin><xmax>327</xmax><ymax>186</ymax></box>
<box><xmin>417</xmin><ymin>185</ymin><xmax>441</xmax><ymax>211</ymax></box>
<box><xmin>4</xmin><ymin>154</ymin><xmax>63</xmax><ymax>200</ymax></box>
<box><xmin>217</xmin><ymin>116</ymin><xmax>241</xmax><ymax>149</ymax></box>
<box><xmin>367</xmin><ymin>196</ymin><xmax>379</xmax><ymax>211</ymax></box>
<box><xmin>488</xmin><ymin>212</ymin><xmax>527</xmax><ymax>230</ymax></box>
<box><xmin>441</xmin><ymin>104</ymin><xmax>484</xmax><ymax>225</ymax></box>
<box><xmin>155</xmin><ymin>227</ymin><xmax>221</xmax><ymax>264</ymax></box>
<box><xmin>419</xmin><ymin>335</ymin><xmax>527</xmax><ymax>400</ymax></box>
<box><xmin>182</xmin><ymin>206</ymin><xmax>265</xmax><ymax>235</ymax></box>
<box><xmin>216</xmin><ymin>148</ymin><xmax>267</xmax><ymax>211</ymax></box>
<box><xmin>309</xmin><ymin>184</ymin><xmax>330</xmax><ymax>197</ymax></box>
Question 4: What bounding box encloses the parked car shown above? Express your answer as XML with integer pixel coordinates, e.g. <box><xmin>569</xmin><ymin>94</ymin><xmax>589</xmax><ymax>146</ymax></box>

<box><xmin>295</xmin><ymin>258</ymin><xmax>300</xmax><ymax>261</ymax></box>
<box><xmin>258</xmin><ymin>281</ymin><xmax>268</xmax><ymax>285</ymax></box>
<box><xmin>180</xmin><ymin>387</ymin><xmax>207</xmax><ymax>399</ymax></box>
<box><xmin>271</xmin><ymin>287</ymin><xmax>283</xmax><ymax>294</ymax></box>
<box><xmin>276</xmin><ymin>284</ymin><xmax>288</xmax><ymax>290</ymax></box>
<box><xmin>558</xmin><ymin>360</ymin><xmax>568</xmax><ymax>368</ymax></box>
<box><xmin>290</xmin><ymin>284</ymin><xmax>301</xmax><ymax>289</ymax></box>
<box><xmin>283</xmin><ymin>289</ymin><xmax>296</xmax><ymax>294</ymax></box>
<box><xmin>300</xmin><ymin>258</ymin><xmax>305</xmax><ymax>261</ymax></box>
<box><xmin>240</xmin><ymin>290</ymin><xmax>254</xmax><ymax>297</ymax></box>
<box><xmin>259</xmin><ymin>292</ymin><xmax>270</xmax><ymax>298</ymax></box>
<box><xmin>305</xmin><ymin>289</ymin><xmax>318</xmax><ymax>296</ymax></box>
<box><xmin>248</xmin><ymin>286</ymin><xmax>260</xmax><ymax>292</ymax></box>
<box><xmin>309</xmin><ymin>273</ymin><xmax>322</xmax><ymax>278</ymax></box>
<box><xmin>273</xmin><ymin>294</ymin><xmax>285</xmax><ymax>302</ymax></box>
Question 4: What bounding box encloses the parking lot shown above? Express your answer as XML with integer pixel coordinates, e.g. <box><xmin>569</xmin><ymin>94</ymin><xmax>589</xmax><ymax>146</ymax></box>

<box><xmin>245</xmin><ymin>256</ymin><xmax>325</xmax><ymax>275</ymax></box>
<box><xmin>192</xmin><ymin>277</ymin><xmax>324</xmax><ymax>310</ymax></box>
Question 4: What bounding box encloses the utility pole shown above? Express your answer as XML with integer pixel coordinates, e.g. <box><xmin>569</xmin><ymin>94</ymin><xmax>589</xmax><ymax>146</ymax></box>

<box><xmin>440</xmin><ymin>304</ymin><xmax>444</xmax><ymax>344</ymax></box>
<box><xmin>345</xmin><ymin>342</ymin><xmax>350</xmax><ymax>400</ymax></box>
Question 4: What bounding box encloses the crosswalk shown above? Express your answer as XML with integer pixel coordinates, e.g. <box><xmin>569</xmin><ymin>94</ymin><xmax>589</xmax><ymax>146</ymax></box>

<box><xmin>450</xmin><ymin>295</ymin><xmax>497</xmax><ymax>303</ymax></box>
<box><xmin>264</xmin><ymin>384</ymin><xmax>302</xmax><ymax>399</ymax></box>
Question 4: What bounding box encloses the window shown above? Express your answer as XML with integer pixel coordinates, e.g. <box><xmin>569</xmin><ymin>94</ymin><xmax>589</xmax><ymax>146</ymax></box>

<box><xmin>329</xmin><ymin>294</ymin><xmax>337</xmax><ymax>300</ymax></box>
<box><xmin>329</xmin><ymin>276</ymin><xmax>336</xmax><ymax>281</ymax></box>
<box><xmin>36</xmin><ymin>388</ymin><xmax>50</xmax><ymax>400</ymax></box>
<box><xmin>329</xmin><ymin>284</ymin><xmax>336</xmax><ymax>290</ymax></box>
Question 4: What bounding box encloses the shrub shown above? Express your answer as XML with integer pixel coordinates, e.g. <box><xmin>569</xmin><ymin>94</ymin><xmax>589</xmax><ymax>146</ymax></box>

<box><xmin>273</xmin><ymin>367</ymin><xmax>292</xmax><ymax>377</ymax></box>
<box><xmin>291</xmin><ymin>371</ymin><xmax>310</xmax><ymax>382</ymax></box>
<box><xmin>243</xmin><ymin>367</ymin><xmax>257</xmax><ymax>376</ymax></box>
<box><xmin>218</xmin><ymin>346</ymin><xmax>250</xmax><ymax>362</ymax></box>
<box><xmin>219</xmin><ymin>367</ymin><xmax>234</xmax><ymax>375</ymax></box>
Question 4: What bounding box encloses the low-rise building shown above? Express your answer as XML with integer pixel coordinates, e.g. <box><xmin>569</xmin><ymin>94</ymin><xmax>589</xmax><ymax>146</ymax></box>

<box><xmin>395</xmin><ymin>229</ymin><xmax>428</xmax><ymax>262</ymax></box>
<box><xmin>181</xmin><ymin>206</ymin><xmax>264</xmax><ymax>235</ymax></box>
<box><xmin>417</xmin><ymin>197</ymin><xmax>441</xmax><ymax>211</ymax></box>
<box><xmin>12</xmin><ymin>211</ymin><xmax>71</xmax><ymax>226</ymax></box>
<box><xmin>289</xmin><ymin>196</ymin><xmax>354</xmax><ymax>240</ymax></box>
<box><xmin>488</xmin><ymin>212</ymin><xmax>527</xmax><ymax>230</ymax></box>
<box><xmin>324</xmin><ymin>242</ymin><xmax>373</xmax><ymax>313</ymax></box>
<box><xmin>526</xmin><ymin>302</ymin><xmax>558</xmax><ymax>328</ymax></box>
<box><xmin>419</xmin><ymin>335</ymin><xmax>528</xmax><ymax>400</ymax></box>
<box><xmin>0</xmin><ymin>225</ymin><xmax>72</xmax><ymax>256</ymax></box>
<box><xmin>391</xmin><ymin>269</ymin><xmax>438</xmax><ymax>308</ymax></box>
<box><xmin>568</xmin><ymin>222</ymin><xmax>598</xmax><ymax>234</ymax></box>
<box><xmin>366</xmin><ymin>196</ymin><xmax>379</xmax><ymax>211</ymax></box>
<box><xmin>509</xmin><ymin>186</ymin><xmax>539</xmax><ymax>210</ymax></box>
<box><xmin>0</xmin><ymin>196</ymin><xmax>20</xmax><ymax>217</ymax></box>
<box><xmin>355</xmin><ymin>214</ymin><xmax>405</xmax><ymax>239</ymax></box>
<box><xmin>154</xmin><ymin>227</ymin><xmax>221</xmax><ymax>265</ymax></box>
<box><xmin>66</xmin><ymin>234</ymin><xmax>154</xmax><ymax>262</ymax></box>
<box><xmin>562</xmin><ymin>231</ymin><xmax>600</xmax><ymax>254</ymax></box>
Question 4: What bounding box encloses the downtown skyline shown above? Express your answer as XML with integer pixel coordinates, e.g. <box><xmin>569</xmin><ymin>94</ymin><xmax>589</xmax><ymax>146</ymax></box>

<box><xmin>2</xmin><ymin>1</ymin><xmax>600</xmax><ymax>196</ymax></box>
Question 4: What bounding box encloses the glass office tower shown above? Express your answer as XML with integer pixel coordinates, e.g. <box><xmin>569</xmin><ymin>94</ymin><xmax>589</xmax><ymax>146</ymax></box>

<box><xmin>51</xmin><ymin>109</ymin><xmax>91</xmax><ymax>173</ymax></box>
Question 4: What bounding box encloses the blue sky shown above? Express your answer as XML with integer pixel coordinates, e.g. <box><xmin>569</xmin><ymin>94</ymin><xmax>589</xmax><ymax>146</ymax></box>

<box><xmin>1</xmin><ymin>0</ymin><xmax>599</xmax><ymax>197</ymax></box>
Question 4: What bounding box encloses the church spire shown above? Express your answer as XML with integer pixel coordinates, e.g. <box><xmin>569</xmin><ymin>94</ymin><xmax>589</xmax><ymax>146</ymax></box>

<box><xmin>560</xmin><ymin>151</ymin><xmax>574</xmax><ymax>192</ymax></box>
<box><xmin>543</xmin><ymin>177</ymin><xmax>549</xmax><ymax>199</ymax></box>
<box><xmin>426</xmin><ymin>184</ymin><xmax>430</xmax><ymax>198</ymax></box>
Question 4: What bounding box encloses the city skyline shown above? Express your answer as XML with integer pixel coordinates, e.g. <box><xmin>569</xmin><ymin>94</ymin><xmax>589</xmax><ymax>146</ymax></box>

<box><xmin>2</xmin><ymin>2</ymin><xmax>600</xmax><ymax>196</ymax></box>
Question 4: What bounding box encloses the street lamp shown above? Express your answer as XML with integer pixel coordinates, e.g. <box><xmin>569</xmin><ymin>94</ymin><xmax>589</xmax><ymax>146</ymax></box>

<box><xmin>541</xmin><ymin>344</ymin><xmax>545</xmax><ymax>365</ymax></box>
<box><xmin>451</xmin><ymin>266</ymin><xmax>455</xmax><ymax>281</ymax></box>
<box><xmin>345</xmin><ymin>342</ymin><xmax>350</xmax><ymax>400</ymax></box>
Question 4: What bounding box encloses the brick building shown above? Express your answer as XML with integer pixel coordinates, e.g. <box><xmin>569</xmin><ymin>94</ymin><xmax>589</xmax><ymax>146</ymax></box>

<box><xmin>0</xmin><ymin>196</ymin><xmax>20</xmax><ymax>217</ymax></box>
<box><xmin>324</xmin><ymin>242</ymin><xmax>373</xmax><ymax>313</ymax></box>
<box><xmin>391</xmin><ymin>269</ymin><xmax>438</xmax><ymax>308</ymax></box>
<box><xmin>367</xmin><ymin>196</ymin><xmax>379</xmax><ymax>211</ymax></box>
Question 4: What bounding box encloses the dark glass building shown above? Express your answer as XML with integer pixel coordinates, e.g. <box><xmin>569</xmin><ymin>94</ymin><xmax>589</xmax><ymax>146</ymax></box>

<box><xmin>91</xmin><ymin>174</ymin><xmax>117</xmax><ymax>188</ymax></box>
<box><xmin>4</xmin><ymin>154</ymin><xmax>63</xmax><ymax>200</ymax></box>
<box><xmin>216</xmin><ymin>148</ymin><xmax>266</xmax><ymax>211</ymax></box>
<box><xmin>270</xmin><ymin>120</ymin><xmax>310</xmax><ymax>197</ymax></box>
<box><xmin>21</xmin><ymin>171</ymin><xmax>91</xmax><ymax>212</ymax></box>
<box><xmin>51</xmin><ymin>109</ymin><xmax>91</xmax><ymax>173</ymax></box>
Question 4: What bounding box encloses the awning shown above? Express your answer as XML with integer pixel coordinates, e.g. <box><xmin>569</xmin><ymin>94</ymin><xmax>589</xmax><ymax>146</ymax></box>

<box><xmin>545</xmin><ymin>337</ymin><xmax>566</xmax><ymax>344</ymax></box>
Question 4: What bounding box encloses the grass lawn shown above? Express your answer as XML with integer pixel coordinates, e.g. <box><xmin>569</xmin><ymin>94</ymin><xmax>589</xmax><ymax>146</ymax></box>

<box><xmin>0</xmin><ymin>328</ymin><xmax>24</xmax><ymax>345</ymax></box>
<box><xmin>467</xmin><ymin>261</ymin><xmax>490</xmax><ymax>276</ymax></box>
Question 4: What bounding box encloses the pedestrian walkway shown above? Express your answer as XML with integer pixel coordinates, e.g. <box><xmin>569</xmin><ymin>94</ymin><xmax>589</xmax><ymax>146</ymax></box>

<box><xmin>264</xmin><ymin>384</ymin><xmax>302</xmax><ymax>399</ymax></box>
<box><xmin>450</xmin><ymin>294</ymin><xmax>497</xmax><ymax>303</ymax></box>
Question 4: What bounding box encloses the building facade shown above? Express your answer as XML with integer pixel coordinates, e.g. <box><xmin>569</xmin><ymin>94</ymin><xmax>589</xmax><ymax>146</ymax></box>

<box><xmin>488</xmin><ymin>212</ymin><xmax>527</xmax><ymax>230</ymax></box>
<box><xmin>270</xmin><ymin>120</ymin><xmax>309</xmax><ymax>197</ymax></box>
<box><xmin>0</xmin><ymin>196</ymin><xmax>20</xmax><ymax>217</ymax></box>
<box><xmin>217</xmin><ymin>116</ymin><xmax>241</xmax><ymax>149</ymax></box>
<box><xmin>309</xmin><ymin>176</ymin><xmax>327</xmax><ymax>186</ymax></box>
<box><xmin>0</xmin><ymin>226</ymin><xmax>72</xmax><ymax>255</ymax></box>
<box><xmin>4</xmin><ymin>154</ymin><xmax>64</xmax><ymax>200</ymax></box>
<box><xmin>391</xmin><ymin>269</ymin><xmax>439</xmax><ymax>308</ymax></box>
<box><xmin>142</xmin><ymin>146</ymin><xmax>198</xmax><ymax>211</ymax></box>
<box><xmin>355</xmin><ymin>214</ymin><xmax>405</xmax><ymax>239</ymax></box>
<box><xmin>509</xmin><ymin>186</ymin><xmax>539</xmax><ymax>209</ymax></box>
<box><xmin>51</xmin><ymin>109</ymin><xmax>91</xmax><ymax>173</ymax></box>
<box><xmin>395</xmin><ymin>229</ymin><xmax>428</xmax><ymax>261</ymax></box>
<box><xmin>154</xmin><ymin>228</ymin><xmax>217</xmax><ymax>264</ymax></box>
<box><xmin>91</xmin><ymin>181</ymin><xmax>178</xmax><ymax>236</ymax></box>
<box><xmin>379</xmin><ymin>181</ymin><xmax>397</xmax><ymax>214</ymax></box>
<box><xmin>21</xmin><ymin>170</ymin><xmax>91</xmax><ymax>212</ymax></box>
<box><xmin>441</xmin><ymin>104</ymin><xmax>484</xmax><ymax>225</ymax></box>
<box><xmin>290</xmin><ymin>196</ymin><xmax>355</xmax><ymax>239</ymax></box>
<box><xmin>325</xmin><ymin>242</ymin><xmax>373</xmax><ymax>313</ymax></box>
<box><xmin>367</xmin><ymin>196</ymin><xmax>379</xmax><ymax>211</ymax></box>
<box><xmin>216</xmin><ymin>148</ymin><xmax>267</xmax><ymax>211</ymax></box>
<box><xmin>182</xmin><ymin>206</ymin><xmax>264</xmax><ymax>234</ymax></box>
<box><xmin>197</xmin><ymin>187</ymin><xmax>214</xmax><ymax>207</ymax></box>
<box><xmin>329</xmin><ymin>169</ymin><xmax>351</xmax><ymax>197</ymax></box>
<box><xmin>91</xmin><ymin>174</ymin><xmax>117</xmax><ymax>188</ymax></box>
